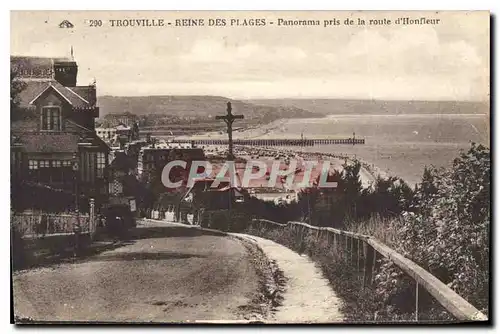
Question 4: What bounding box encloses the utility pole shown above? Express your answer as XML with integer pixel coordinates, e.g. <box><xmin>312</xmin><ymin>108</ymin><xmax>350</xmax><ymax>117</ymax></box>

<box><xmin>215</xmin><ymin>102</ymin><xmax>244</xmax><ymax>160</ymax></box>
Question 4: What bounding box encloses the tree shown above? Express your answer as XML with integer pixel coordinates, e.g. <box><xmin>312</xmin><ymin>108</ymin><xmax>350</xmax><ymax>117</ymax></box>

<box><xmin>10</xmin><ymin>70</ymin><xmax>26</xmax><ymax>121</ymax></box>
<box><xmin>377</xmin><ymin>143</ymin><xmax>490</xmax><ymax>315</ymax></box>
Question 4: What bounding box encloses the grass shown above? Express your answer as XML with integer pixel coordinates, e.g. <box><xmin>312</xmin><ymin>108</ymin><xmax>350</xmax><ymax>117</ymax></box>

<box><xmin>244</xmin><ymin>224</ymin><xmax>456</xmax><ymax>323</ymax></box>
<box><xmin>344</xmin><ymin>214</ymin><xmax>401</xmax><ymax>248</ymax></box>
<box><xmin>244</xmin><ymin>225</ymin><xmax>382</xmax><ymax>322</ymax></box>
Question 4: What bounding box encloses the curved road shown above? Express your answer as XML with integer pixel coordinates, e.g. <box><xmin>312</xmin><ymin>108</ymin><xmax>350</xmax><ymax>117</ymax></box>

<box><xmin>13</xmin><ymin>222</ymin><xmax>260</xmax><ymax>322</ymax></box>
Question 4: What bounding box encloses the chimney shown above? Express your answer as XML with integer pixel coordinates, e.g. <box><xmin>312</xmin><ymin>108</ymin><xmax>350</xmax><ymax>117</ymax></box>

<box><xmin>53</xmin><ymin>59</ymin><xmax>78</xmax><ymax>86</ymax></box>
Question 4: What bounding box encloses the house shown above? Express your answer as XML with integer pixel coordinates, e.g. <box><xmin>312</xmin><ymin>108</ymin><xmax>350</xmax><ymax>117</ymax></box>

<box><xmin>95</xmin><ymin>127</ymin><xmax>117</xmax><ymax>142</ymax></box>
<box><xmin>10</xmin><ymin>55</ymin><xmax>110</xmax><ymax>206</ymax></box>
<box><xmin>96</xmin><ymin>122</ymin><xmax>140</xmax><ymax>148</ymax></box>
<box><xmin>138</xmin><ymin>145</ymin><xmax>205</xmax><ymax>178</ymax></box>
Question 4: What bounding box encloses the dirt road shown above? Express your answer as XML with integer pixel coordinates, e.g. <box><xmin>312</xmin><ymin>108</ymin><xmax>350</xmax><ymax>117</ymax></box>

<box><xmin>13</xmin><ymin>223</ymin><xmax>260</xmax><ymax>323</ymax></box>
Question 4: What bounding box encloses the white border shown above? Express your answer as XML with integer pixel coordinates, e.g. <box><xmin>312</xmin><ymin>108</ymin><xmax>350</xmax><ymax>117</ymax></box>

<box><xmin>2</xmin><ymin>1</ymin><xmax>497</xmax><ymax>334</ymax></box>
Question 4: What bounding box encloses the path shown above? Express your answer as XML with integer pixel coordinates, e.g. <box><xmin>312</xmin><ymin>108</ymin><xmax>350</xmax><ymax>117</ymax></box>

<box><xmin>233</xmin><ymin>233</ymin><xmax>344</xmax><ymax>323</ymax></box>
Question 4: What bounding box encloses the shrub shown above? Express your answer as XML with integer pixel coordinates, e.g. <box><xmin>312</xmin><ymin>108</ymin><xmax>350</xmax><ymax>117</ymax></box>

<box><xmin>375</xmin><ymin>143</ymin><xmax>490</xmax><ymax>316</ymax></box>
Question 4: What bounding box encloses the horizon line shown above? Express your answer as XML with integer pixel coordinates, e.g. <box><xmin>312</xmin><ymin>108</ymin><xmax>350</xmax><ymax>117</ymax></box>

<box><xmin>96</xmin><ymin>94</ymin><xmax>489</xmax><ymax>103</ymax></box>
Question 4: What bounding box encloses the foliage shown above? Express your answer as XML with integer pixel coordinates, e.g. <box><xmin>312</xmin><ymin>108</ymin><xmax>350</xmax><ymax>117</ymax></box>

<box><xmin>246</xmin><ymin>143</ymin><xmax>490</xmax><ymax>320</ymax></box>
<box><xmin>10</xmin><ymin>70</ymin><xmax>26</xmax><ymax>115</ymax></box>
<box><xmin>11</xmin><ymin>218</ymin><xmax>28</xmax><ymax>270</ymax></box>
<box><xmin>244</xmin><ymin>223</ymin><xmax>414</xmax><ymax>322</ymax></box>
<box><xmin>352</xmin><ymin>143</ymin><xmax>490</xmax><ymax>319</ymax></box>
<box><xmin>294</xmin><ymin>160</ymin><xmax>414</xmax><ymax>229</ymax></box>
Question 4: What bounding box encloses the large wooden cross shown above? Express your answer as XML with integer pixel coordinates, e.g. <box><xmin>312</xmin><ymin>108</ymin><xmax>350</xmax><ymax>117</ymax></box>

<box><xmin>215</xmin><ymin>102</ymin><xmax>244</xmax><ymax>160</ymax></box>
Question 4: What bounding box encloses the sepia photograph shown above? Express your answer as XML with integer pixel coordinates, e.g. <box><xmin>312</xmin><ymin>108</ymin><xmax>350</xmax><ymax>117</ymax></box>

<box><xmin>10</xmin><ymin>10</ymin><xmax>490</xmax><ymax>324</ymax></box>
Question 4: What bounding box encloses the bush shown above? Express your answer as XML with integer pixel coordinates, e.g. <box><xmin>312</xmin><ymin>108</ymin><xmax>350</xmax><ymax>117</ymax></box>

<box><xmin>11</xmin><ymin>221</ymin><xmax>28</xmax><ymax>270</ymax></box>
<box><xmin>375</xmin><ymin>143</ymin><xmax>490</xmax><ymax>316</ymax></box>
<box><xmin>246</xmin><ymin>143</ymin><xmax>490</xmax><ymax>321</ymax></box>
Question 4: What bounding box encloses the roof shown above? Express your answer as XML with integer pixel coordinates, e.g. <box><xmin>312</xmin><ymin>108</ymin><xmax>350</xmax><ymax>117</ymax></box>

<box><xmin>11</xmin><ymin>56</ymin><xmax>75</xmax><ymax>80</ymax></box>
<box><xmin>11</xmin><ymin>55</ymin><xmax>95</xmax><ymax>110</ymax></box>
<box><xmin>115</xmin><ymin>124</ymin><xmax>131</xmax><ymax>131</ymax></box>
<box><xmin>16</xmin><ymin>80</ymin><xmax>96</xmax><ymax>109</ymax></box>
<box><xmin>11</xmin><ymin>56</ymin><xmax>55</xmax><ymax>80</ymax></box>
<box><xmin>17</xmin><ymin>132</ymin><xmax>110</xmax><ymax>154</ymax></box>
<box><xmin>18</xmin><ymin>133</ymin><xmax>81</xmax><ymax>153</ymax></box>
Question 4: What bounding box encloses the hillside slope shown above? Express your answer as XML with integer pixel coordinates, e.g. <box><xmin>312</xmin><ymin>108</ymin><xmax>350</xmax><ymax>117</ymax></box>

<box><xmin>97</xmin><ymin>95</ymin><xmax>322</xmax><ymax>121</ymax></box>
<box><xmin>248</xmin><ymin>99</ymin><xmax>489</xmax><ymax>115</ymax></box>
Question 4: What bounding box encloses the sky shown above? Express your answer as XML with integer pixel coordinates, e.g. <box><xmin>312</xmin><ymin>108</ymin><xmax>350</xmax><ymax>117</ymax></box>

<box><xmin>10</xmin><ymin>11</ymin><xmax>490</xmax><ymax>100</ymax></box>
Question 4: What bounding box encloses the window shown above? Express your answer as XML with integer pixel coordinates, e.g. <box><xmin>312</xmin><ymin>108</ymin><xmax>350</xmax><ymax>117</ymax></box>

<box><xmin>41</xmin><ymin>107</ymin><xmax>61</xmax><ymax>131</ymax></box>
<box><xmin>97</xmin><ymin>152</ymin><xmax>106</xmax><ymax>178</ymax></box>
<box><xmin>62</xmin><ymin>161</ymin><xmax>72</xmax><ymax>167</ymax></box>
<box><xmin>28</xmin><ymin>160</ymin><xmax>38</xmax><ymax>170</ymax></box>
<box><xmin>52</xmin><ymin>160</ymin><xmax>62</xmax><ymax>167</ymax></box>
<box><xmin>39</xmin><ymin>160</ymin><xmax>50</xmax><ymax>168</ymax></box>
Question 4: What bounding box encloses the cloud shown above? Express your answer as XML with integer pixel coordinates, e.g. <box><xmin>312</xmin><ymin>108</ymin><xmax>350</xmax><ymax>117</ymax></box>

<box><xmin>11</xmin><ymin>11</ymin><xmax>489</xmax><ymax>100</ymax></box>
<box><xmin>319</xmin><ymin>26</ymin><xmax>485</xmax><ymax>77</ymax></box>
<box><xmin>180</xmin><ymin>39</ymin><xmax>307</xmax><ymax>64</ymax></box>
<box><xmin>157</xmin><ymin>29</ymin><xmax>487</xmax><ymax>100</ymax></box>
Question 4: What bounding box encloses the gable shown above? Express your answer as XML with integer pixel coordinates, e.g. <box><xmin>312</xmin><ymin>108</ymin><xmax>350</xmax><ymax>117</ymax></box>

<box><xmin>15</xmin><ymin>80</ymin><xmax>97</xmax><ymax>110</ymax></box>
<box><xmin>31</xmin><ymin>85</ymin><xmax>72</xmax><ymax>107</ymax></box>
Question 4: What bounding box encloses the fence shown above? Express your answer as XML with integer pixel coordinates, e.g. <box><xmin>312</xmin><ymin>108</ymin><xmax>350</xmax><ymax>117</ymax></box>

<box><xmin>249</xmin><ymin>219</ymin><xmax>487</xmax><ymax>322</ymax></box>
<box><xmin>12</xmin><ymin>198</ymin><xmax>97</xmax><ymax>239</ymax></box>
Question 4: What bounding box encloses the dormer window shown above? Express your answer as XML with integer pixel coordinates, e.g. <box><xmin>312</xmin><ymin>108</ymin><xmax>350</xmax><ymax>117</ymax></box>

<box><xmin>41</xmin><ymin>106</ymin><xmax>61</xmax><ymax>131</ymax></box>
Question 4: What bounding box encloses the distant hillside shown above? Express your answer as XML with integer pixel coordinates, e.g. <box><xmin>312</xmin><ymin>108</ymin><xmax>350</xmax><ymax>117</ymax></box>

<box><xmin>248</xmin><ymin>99</ymin><xmax>489</xmax><ymax>115</ymax></box>
<box><xmin>97</xmin><ymin>95</ymin><xmax>322</xmax><ymax>121</ymax></box>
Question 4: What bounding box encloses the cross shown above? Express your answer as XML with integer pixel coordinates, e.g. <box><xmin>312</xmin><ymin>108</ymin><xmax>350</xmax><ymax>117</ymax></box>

<box><xmin>215</xmin><ymin>102</ymin><xmax>244</xmax><ymax>160</ymax></box>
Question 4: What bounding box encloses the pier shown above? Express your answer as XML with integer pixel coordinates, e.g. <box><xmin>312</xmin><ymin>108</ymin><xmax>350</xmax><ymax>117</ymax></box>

<box><xmin>169</xmin><ymin>138</ymin><xmax>365</xmax><ymax>147</ymax></box>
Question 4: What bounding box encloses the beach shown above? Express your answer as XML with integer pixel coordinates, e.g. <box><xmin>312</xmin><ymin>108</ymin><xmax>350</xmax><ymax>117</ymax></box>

<box><xmin>175</xmin><ymin>113</ymin><xmax>488</xmax><ymax>187</ymax></box>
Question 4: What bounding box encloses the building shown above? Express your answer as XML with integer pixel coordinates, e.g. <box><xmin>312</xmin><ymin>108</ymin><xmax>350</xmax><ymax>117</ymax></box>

<box><xmin>96</xmin><ymin>122</ymin><xmax>140</xmax><ymax>148</ymax></box>
<box><xmin>95</xmin><ymin>127</ymin><xmax>117</xmax><ymax>142</ymax></box>
<box><xmin>11</xmin><ymin>55</ymin><xmax>110</xmax><ymax>205</ymax></box>
<box><xmin>102</xmin><ymin>112</ymin><xmax>137</xmax><ymax>128</ymax></box>
<box><xmin>103</xmin><ymin>151</ymin><xmax>138</xmax><ymax>226</ymax></box>
<box><xmin>138</xmin><ymin>145</ymin><xmax>205</xmax><ymax>177</ymax></box>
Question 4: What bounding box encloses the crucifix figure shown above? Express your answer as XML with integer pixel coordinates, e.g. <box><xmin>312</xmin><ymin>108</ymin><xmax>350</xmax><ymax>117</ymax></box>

<box><xmin>216</xmin><ymin>102</ymin><xmax>244</xmax><ymax>160</ymax></box>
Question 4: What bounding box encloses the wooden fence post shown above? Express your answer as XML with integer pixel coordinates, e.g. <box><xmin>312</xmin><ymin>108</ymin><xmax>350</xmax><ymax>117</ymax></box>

<box><xmin>89</xmin><ymin>198</ymin><xmax>95</xmax><ymax>238</ymax></box>
<box><xmin>344</xmin><ymin>234</ymin><xmax>349</xmax><ymax>260</ymax></box>
<box><xmin>350</xmin><ymin>236</ymin><xmax>355</xmax><ymax>264</ymax></box>
<box><xmin>371</xmin><ymin>251</ymin><xmax>378</xmax><ymax>285</ymax></box>
<box><xmin>357</xmin><ymin>238</ymin><xmax>361</xmax><ymax>273</ymax></box>
<box><xmin>363</xmin><ymin>243</ymin><xmax>375</xmax><ymax>289</ymax></box>
<box><xmin>415</xmin><ymin>281</ymin><xmax>419</xmax><ymax>321</ymax></box>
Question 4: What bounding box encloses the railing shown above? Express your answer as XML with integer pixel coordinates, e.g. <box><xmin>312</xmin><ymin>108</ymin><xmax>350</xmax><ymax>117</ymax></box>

<box><xmin>12</xmin><ymin>199</ymin><xmax>97</xmax><ymax>240</ymax></box>
<box><xmin>249</xmin><ymin>219</ymin><xmax>488</xmax><ymax>322</ymax></box>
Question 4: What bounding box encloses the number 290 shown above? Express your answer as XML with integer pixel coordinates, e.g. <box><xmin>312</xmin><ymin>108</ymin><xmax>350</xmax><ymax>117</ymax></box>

<box><xmin>88</xmin><ymin>20</ymin><xmax>103</xmax><ymax>27</ymax></box>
